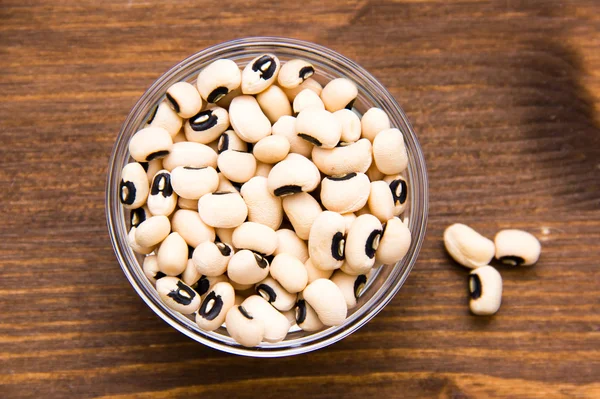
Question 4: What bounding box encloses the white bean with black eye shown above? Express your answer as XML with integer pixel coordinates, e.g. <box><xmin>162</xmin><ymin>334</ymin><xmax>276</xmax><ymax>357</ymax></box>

<box><xmin>171</xmin><ymin>209</ymin><xmax>215</xmax><ymax>248</ymax></box>
<box><xmin>278</xmin><ymin>59</ymin><xmax>315</xmax><ymax>88</ymax></box>
<box><xmin>282</xmin><ymin>192</ymin><xmax>323</xmax><ymax>240</ymax></box>
<box><xmin>184</xmin><ymin>106</ymin><xmax>229</xmax><ymax>144</ymax></box>
<box><xmin>225</xmin><ymin>304</ymin><xmax>265</xmax><ymax>347</ymax></box>
<box><xmin>295</xmin><ymin>107</ymin><xmax>342</xmax><ymax>149</ymax></box>
<box><xmin>302</xmin><ymin>278</ymin><xmax>347</xmax><ymax>326</ymax></box>
<box><xmin>229</xmin><ymin>95</ymin><xmax>272</xmax><ymax>143</ymax></box>
<box><xmin>272</xmin><ymin>115</ymin><xmax>313</xmax><ymax>158</ymax></box>
<box><xmin>232</xmin><ymin>222</ymin><xmax>278</xmax><ymax>256</ymax></box>
<box><xmin>383</xmin><ymin>174</ymin><xmax>409</xmax><ymax>216</ymax></box>
<box><xmin>170</xmin><ymin>166</ymin><xmax>218</xmax><ymax>200</ymax></box>
<box><xmin>270</xmin><ymin>253</ymin><xmax>309</xmax><ymax>294</ymax></box>
<box><xmin>330</xmin><ymin>270</ymin><xmax>368</xmax><ymax>309</ymax></box>
<box><xmin>156</xmin><ymin>277</ymin><xmax>201</xmax><ymax>314</ymax></box>
<box><xmin>320</xmin><ymin>173</ymin><xmax>370</xmax><ymax>214</ymax></box>
<box><xmin>293</xmin><ymin>89</ymin><xmax>325</xmax><ymax>114</ymax></box>
<box><xmin>253</xmin><ymin>135</ymin><xmax>290</xmax><ymax>164</ymax></box>
<box><xmin>308</xmin><ymin>211</ymin><xmax>346</xmax><ymax>271</ymax></box>
<box><xmin>217</xmin><ymin>150</ymin><xmax>257</xmax><ymax>184</ymax></box>
<box><xmin>156</xmin><ymin>232</ymin><xmax>188</xmax><ymax>276</ymax></box>
<box><xmin>216</xmin><ymin>86</ymin><xmax>242</xmax><ymax>109</ymax></box>
<box><xmin>304</xmin><ymin>258</ymin><xmax>333</xmax><ymax>283</ymax></box>
<box><xmin>142</xmin><ymin>255</ymin><xmax>165</xmax><ymax>284</ymax></box>
<box><xmin>373</xmin><ymin>128</ymin><xmax>408</xmax><ymax>175</ymax></box>
<box><xmin>196</xmin><ymin>282</ymin><xmax>235</xmax><ymax>331</ymax></box>
<box><xmin>345</xmin><ymin>214</ymin><xmax>383</xmax><ymax>272</ymax></box>
<box><xmin>321</xmin><ymin>78</ymin><xmax>358</xmax><ymax>112</ymax></box>
<box><xmin>367</xmin><ymin>180</ymin><xmax>395</xmax><ymax>223</ymax></box>
<box><xmin>333</xmin><ymin>109</ymin><xmax>361</xmax><ymax>143</ymax></box>
<box><xmin>129</xmin><ymin>126</ymin><xmax>173</xmax><ymax>163</ymax></box>
<box><xmin>469</xmin><ymin>266</ymin><xmax>502</xmax><ymax>316</ymax></box>
<box><xmin>135</xmin><ymin>215</ymin><xmax>171</xmax><ymax>248</ymax></box>
<box><xmin>360</xmin><ymin>107</ymin><xmax>390</xmax><ymax>142</ymax></box>
<box><xmin>196</xmin><ymin>59</ymin><xmax>242</xmax><ymax>103</ymax></box>
<box><xmin>198</xmin><ymin>191</ymin><xmax>248</xmax><ymax>228</ymax></box>
<box><xmin>255</xmin><ymin>276</ymin><xmax>296</xmax><ymax>311</ymax></box>
<box><xmin>192</xmin><ymin>241</ymin><xmax>233</xmax><ymax>277</ymax></box>
<box><xmin>256</xmin><ymin>84</ymin><xmax>292</xmax><ymax>123</ymax></box>
<box><xmin>149</xmin><ymin>101</ymin><xmax>183</xmax><ymax>137</ymax></box>
<box><xmin>120</xmin><ymin>162</ymin><xmax>149</xmax><ymax>209</ymax></box>
<box><xmin>443</xmin><ymin>223</ymin><xmax>495</xmax><ymax>269</ymax></box>
<box><xmin>311</xmin><ymin>138</ymin><xmax>372</xmax><ymax>176</ymax></box>
<box><xmin>273</xmin><ymin>229</ymin><xmax>308</xmax><ymax>263</ymax></box>
<box><xmin>227</xmin><ymin>249</ymin><xmax>270</xmax><ymax>285</ymax></box>
<box><xmin>162</xmin><ymin>141</ymin><xmax>217</xmax><ymax>171</ymax></box>
<box><xmin>295</xmin><ymin>298</ymin><xmax>324</xmax><ymax>332</ymax></box>
<box><xmin>267</xmin><ymin>154</ymin><xmax>320</xmax><ymax>197</ymax></box>
<box><xmin>241</xmin><ymin>54</ymin><xmax>281</xmax><ymax>94</ymax></box>
<box><xmin>240</xmin><ymin>176</ymin><xmax>283</xmax><ymax>230</ymax></box>
<box><xmin>282</xmin><ymin>77</ymin><xmax>323</xmax><ymax>102</ymax></box>
<box><xmin>192</xmin><ymin>274</ymin><xmax>228</xmax><ymax>298</ymax></box>
<box><xmin>147</xmin><ymin>170</ymin><xmax>177</xmax><ymax>216</ymax></box>
<box><xmin>166</xmin><ymin>81</ymin><xmax>203</xmax><ymax>118</ymax></box>
<box><xmin>240</xmin><ymin>295</ymin><xmax>289</xmax><ymax>343</ymax></box>
<box><xmin>217</xmin><ymin>130</ymin><xmax>248</xmax><ymax>153</ymax></box>
<box><xmin>494</xmin><ymin>229</ymin><xmax>541</xmax><ymax>266</ymax></box>
<box><xmin>376</xmin><ymin>217</ymin><xmax>411</xmax><ymax>265</ymax></box>
<box><xmin>128</xmin><ymin>227</ymin><xmax>155</xmax><ymax>255</ymax></box>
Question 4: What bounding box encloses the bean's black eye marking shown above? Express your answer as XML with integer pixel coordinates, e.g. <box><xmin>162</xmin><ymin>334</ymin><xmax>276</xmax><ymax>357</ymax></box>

<box><xmin>166</xmin><ymin>92</ymin><xmax>180</xmax><ymax>113</ymax></box>
<box><xmin>198</xmin><ymin>291</ymin><xmax>223</xmax><ymax>321</ymax></box>
<box><xmin>253</xmin><ymin>253</ymin><xmax>269</xmax><ymax>269</ymax></box>
<box><xmin>146</xmin><ymin>150</ymin><xmax>169</xmax><ymax>161</ymax></box>
<box><xmin>256</xmin><ymin>284</ymin><xmax>277</xmax><ymax>303</ymax></box>
<box><xmin>469</xmin><ymin>275</ymin><xmax>482</xmax><ymax>299</ymax></box>
<box><xmin>216</xmin><ymin>242</ymin><xmax>232</xmax><ymax>256</ymax></box>
<box><xmin>297</xmin><ymin>133</ymin><xmax>322</xmax><ymax>147</ymax></box>
<box><xmin>299</xmin><ymin>66</ymin><xmax>314</xmax><ymax>80</ymax></box>
<box><xmin>120</xmin><ymin>180</ymin><xmax>136</xmax><ymax>205</ymax></box>
<box><xmin>274</xmin><ymin>185</ymin><xmax>302</xmax><ymax>197</ymax></box>
<box><xmin>208</xmin><ymin>87</ymin><xmax>228</xmax><ymax>103</ymax></box>
<box><xmin>365</xmin><ymin>229</ymin><xmax>383</xmax><ymax>258</ymax></box>
<box><xmin>217</xmin><ymin>133</ymin><xmax>229</xmax><ymax>153</ymax></box>
<box><xmin>354</xmin><ymin>275</ymin><xmax>367</xmax><ymax>299</ymax></box>
<box><xmin>167</xmin><ymin>281</ymin><xmax>196</xmax><ymax>305</ymax></box>
<box><xmin>327</xmin><ymin>173</ymin><xmax>356</xmax><ymax>182</ymax></box>
<box><xmin>252</xmin><ymin>55</ymin><xmax>277</xmax><ymax>80</ymax></box>
<box><xmin>499</xmin><ymin>255</ymin><xmax>525</xmax><ymax>266</ymax></box>
<box><xmin>151</xmin><ymin>172</ymin><xmax>174</xmax><ymax>197</ymax></box>
<box><xmin>194</xmin><ymin>276</ymin><xmax>210</xmax><ymax>296</ymax></box>
<box><xmin>190</xmin><ymin>110</ymin><xmax>218</xmax><ymax>131</ymax></box>
<box><xmin>331</xmin><ymin>232</ymin><xmax>345</xmax><ymax>261</ymax></box>
<box><xmin>389</xmin><ymin>178</ymin><xmax>408</xmax><ymax>205</ymax></box>
<box><xmin>239</xmin><ymin>305</ymin><xmax>253</xmax><ymax>320</ymax></box>
<box><xmin>130</xmin><ymin>207</ymin><xmax>147</xmax><ymax>228</ymax></box>
<box><xmin>295</xmin><ymin>299</ymin><xmax>307</xmax><ymax>324</ymax></box>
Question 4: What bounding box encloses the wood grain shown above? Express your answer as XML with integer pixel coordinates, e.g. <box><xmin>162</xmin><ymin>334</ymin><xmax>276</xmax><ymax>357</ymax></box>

<box><xmin>1</xmin><ymin>0</ymin><xmax>599</xmax><ymax>398</ymax></box>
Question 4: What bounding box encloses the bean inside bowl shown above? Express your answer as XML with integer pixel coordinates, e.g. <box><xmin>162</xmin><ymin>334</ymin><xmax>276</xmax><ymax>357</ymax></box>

<box><xmin>106</xmin><ymin>37</ymin><xmax>428</xmax><ymax>357</ymax></box>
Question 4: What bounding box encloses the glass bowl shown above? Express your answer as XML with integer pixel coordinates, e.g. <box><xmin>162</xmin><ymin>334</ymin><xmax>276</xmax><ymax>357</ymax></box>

<box><xmin>106</xmin><ymin>37</ymin><xmax>428</xmax><ymax>357</ymax></box>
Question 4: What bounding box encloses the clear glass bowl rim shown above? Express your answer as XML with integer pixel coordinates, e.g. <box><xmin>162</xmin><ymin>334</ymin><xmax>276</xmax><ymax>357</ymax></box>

<box><xmin>105</xmin><ymin>36</ymin><xmax>429</xmax><ymax>357</ymax></box>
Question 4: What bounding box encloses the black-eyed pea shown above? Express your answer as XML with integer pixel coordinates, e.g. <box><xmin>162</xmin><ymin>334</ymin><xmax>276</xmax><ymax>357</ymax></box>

<box><xmin>469</xmin><ymin>266</ymin><xmax>502</xmax><ymax>316</ymax></box>
<box><xmin>270</xmin><ymin>253</ymin><xmax>308</xmax><ymax>293</ymax></box>
<box><xmin>193</xmin><ymin>274</ymin><xmax>228</xmax><ymax>298</ymax></box>
<box><xmin>383</xmin><ymin>174</ymin><xmax>409</xmax><ymax>216</ymax></box>
<box><xmin>225</xmin><ymin>305</ymin><xmax>265</xmax><ymax>347</ymax></box>
<box><xmin>184</xmin><ymin>106</ymin><xmax>229</xmax><ymax>144</ymax></box>
<box><xmin>282</xmin><ymin>77</ymin><xmax>323</xmax><ymax>102</ymax></box>
<box><xmin>232</xmin><ymin>222</ymin><xmax>278</xmax><ymax>256</ymax></box>
<box><xmin>321</xmin><ymin>78</ymin><xmax>358</xmax><ymax>112</ymax></box>
<box><xmin>295</xmin><ymin>298</ymin><xmax>324</xmax><ymax>332</ymax></box>
<box><xmin>342</xmin><ymin>213</ymin><xmax>357</xmax><ymax>232</ymax></box>
<box><xmin>333</xmin><ymin>109</ymin><xmax>361</xmax><ymax>143</ymax></box>
<box><xmin>240</xmin><ymin>295</ymin><xmax>289</xmax><ymax>343</ymax></box>
<box><xmin>129</xmin><ymin>126</ymin><xmax>173</xmax><ymax>162</ymax></box>
<box><xmin>267</xmin><ymin>154</ymin><xmax>320</xmax><ymax>197</ymax></box>
<box><xmin>272</xmin><ymin>115</ymin><xmax>313</xmax><ymax>157</ymax></box>
<box><xmin>171</xmin><ymin>209</ymin><xmax>215</xmax><ymax>247</ymax></box>
<box><xmin>147</xmin><ymin>170</ymin><xmax>177</xmax><ymax>216</ymax></box>
<box><xmin>295</xmin><ymin>107</ymin><xmax>342</xmax><ymax>149</ymax></box>
<box><xmin>128</xmin><ymin>228</ymin><xmax>155</xmax><ymax>255</ymax></box>
<box><xmin>156</xmin><ymin>232</ymin><xmax>188</xmax><ymax>276</ymax></box>
<box><xmin>494</xmin><ymin>229</ymin><xmax>541</xmax><ymax>266</ymax></box>
<box><xmin>308</xmin><ymin>211</ymin><xmax>346</xmax><ymax>271</ymax></box>
<box><xmin>149</xmin><ymin>101</ymin><xmax>183</xmax><ymax>137</ymax></box>
<box><xmin>253</xmin><ymin>135</ymin><xmax>290</xmax><ymax>164</ymax></box>
<box><xmin>162</xmin><ymin>141</ymin><xmax>217</xmax><ymax>171</ymax></box>
<box><xmin>273</xmin><ymin>229</ymin><xmax>308</xmax><ymax>263</ymax></box>
<box><xmin>196</xmin><ymin>282</ymin><xmax>235</xmax><ymax>331</ymax></box>
<box><xmin>256</xmin><ymin>85</ymin><xmax>292</xmax><ymax>123</ymax></box>
<box><xmin>166</xmin><ymin>81</ymin><xmax>203</xmax><ymax>118</ymax></box>
<box><xmin>376</xmin><ymin>217</ymin><xmax>411</xmax><ymax>265</ymax></box>
<box><xmin>215</xmin><ymin>227</ymin><xmax>235</xmax><ymax>248</ymax></box>
<box><xmin>229</xmin><ymin>95</ymin><xmax>271</xmax><ymax>143</ymax></box>
<box><xmin>330</xmin><ymin>270</ymin><xmax>367</xmax><ymax>309</ymax></box>
<box><xmin>170</xmin><ymin>166</ymin><xmax>219</xmax><ymax>200</ymax></box>
<box><xmin>443</xmin><ymin>223</ymin><xmax>495</xmax><ymax>269</ymax></box>
<box><xmin>198</xmin><ymin>191</ymin><xmax>248</xmax><ymax>228</ymax></box>
<box><xmin>227</xmin><ymin>250</ymin><xmax>270</xmax><ymax>285</ymax></box>
<box><xmin>120</xmin><ymin>162</ymin><xmax>149</xmax><ymax>209</ymax></box>
<box><xmin>241</xmin><ymin>54</ymin><xmax>281</xmax><ymax>94</ymax></box>
<box><xmin>196</xmin><ymin>59</ymin><xmax>242</xmax><ymax>103</ymax></box>
<box><xmin>182</xmin><ymin>258</ymin><xmax>202</xmax><ymax>286</ymax></box>
<box><xmin>345</xmin><ymin>214</ymin><xmax>383</xmax><ymax>272</ymax></box>
<box><xmin>293</xmin><ymin>89</ymin><xmax>325</xmax><ymax>114</ymax></box>
<box><xmin>129</xmin><ymin>205</ymin><xmax>152</xmax><ymax>230</ymax></box>
<box><xmin>320</xmin><ymin>173</ymin><xmax>370</xmax><ymax>214</ymax></box>
<box><xmin>311</xmin><ymin>138</ymin><xmax>372</xmax><ymax>176</ymax></box>
<box><xmin>360</xmin><ymin>107</ymin><xmax>390</xmax><ymax>142</ymax></box>
<box><xmin>143</xmin><ymin>159</ymin><xmax>164</xmax><ymax>184</ymax></box>
<box><xmin>217</xmin><ymin>150</ymin><xmax>257</xmax><ymax>184</ymax></box>
<box><xmin>278</xmin><ymin>59</ymin><xmax>315</xmax><ymax>89</ymax></box>
<box><xmin>282</xmin><ymin>192</ymin><xmax>323</xmax><ymax>240</ymax></box>
<box><xmin>240</xmin><ymin>176</ymin><xmax>283</xmax><ymax>230</ymax></box>
<box><xmin>254</xmin><ymin>161</ymin><xmax>273</xmax><ymax>178</ymax></box>
<box><xmin>192</xmin><ymin>241</ymin><xmax>233</xmax><ymax>277</ymax></box>
<box><xmin>302</xmin><ymin>278</ymin><xmax>347</xmax><ymax>326</ymax></box>
<box><xmin>367</xmin><ymin>180</ymin><xmax>395</xmax><ymax>223</ymax></box>
<box><xmin>217</xmin><ymin>130</ymin><xmax>248</xmax><ymax>153</ymax></box>
<box><xmin>215</xmin><ymin>86</ymin><xmax>242</xmax><ymax>109</ymax></box>
<box><xmin>255</xmin><ymin>276</ymin><xmax>297</xmax><ymax>311</ymax></box>
<box><xmin>373</xmin><ymin>128</ymin><xmax>408</xmax><ymax>175</ymax></box>
<box><xmin>135</xmin><ymin>215</ymin><xmax>171</xmax><ymax>248</ymax></box>
<box><xmin>142</xmin><ymin>255</ymin><xmax>166</xmax><ymax>284</ymax></box>
<box><xmin>156</xmin><ymin>276</ymin><xmax>201</xmax><ymax>314</ymax></box>
<box><xmin>304</xmin><ymin>258</ymin><xmax>333</xmax><ymax>283</ymax></box>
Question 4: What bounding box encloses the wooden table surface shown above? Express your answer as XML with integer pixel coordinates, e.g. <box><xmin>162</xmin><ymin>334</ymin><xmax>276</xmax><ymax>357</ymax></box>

<box><xmin>1</xmin><ymin>0</ymin><xmax>599</xmax><ymax>398</ymax></box>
